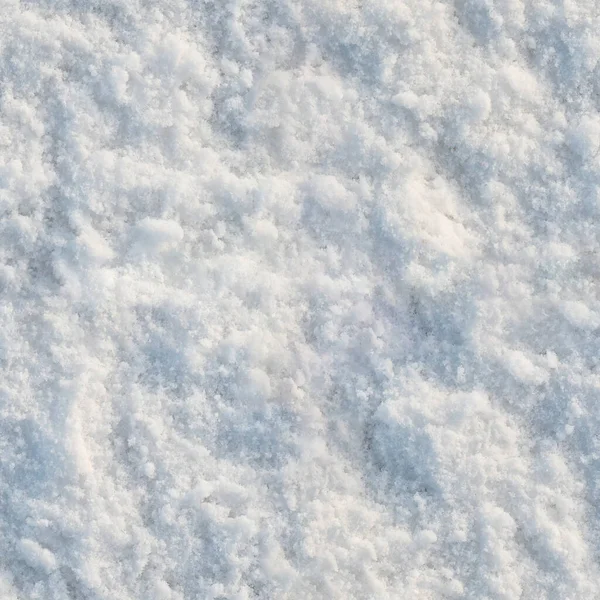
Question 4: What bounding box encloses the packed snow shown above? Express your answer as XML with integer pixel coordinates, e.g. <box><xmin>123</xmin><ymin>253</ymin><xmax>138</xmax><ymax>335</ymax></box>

<box><xmin>2</xmin><ymin>0</ymin><xmax>600</xmax><ymax>598</ymax></box>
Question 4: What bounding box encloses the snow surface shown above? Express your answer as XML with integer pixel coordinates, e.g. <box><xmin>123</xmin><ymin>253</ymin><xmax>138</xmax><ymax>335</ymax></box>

<box><xmin>2</xmin><ymin>0</ymin><xmax>600</xmax><ymax>598</ymax></box>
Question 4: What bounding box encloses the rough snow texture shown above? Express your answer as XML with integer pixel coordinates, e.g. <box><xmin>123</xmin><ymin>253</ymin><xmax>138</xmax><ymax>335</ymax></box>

<box><xmin>2</xmin><ymin>0</ymin><xmax>600</xmax><ymax>598</ymax></box>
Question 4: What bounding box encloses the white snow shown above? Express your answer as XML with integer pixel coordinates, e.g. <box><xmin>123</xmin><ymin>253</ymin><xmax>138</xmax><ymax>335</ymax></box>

<box><xmin>17</xmin><ymin>539</ymin><xmax>58</xmax><ymax>574</ymax></box>
<box><xmin>2</xmin><ymin>0</ymin><xmax>600</xmax><ymax>598</ymax></box>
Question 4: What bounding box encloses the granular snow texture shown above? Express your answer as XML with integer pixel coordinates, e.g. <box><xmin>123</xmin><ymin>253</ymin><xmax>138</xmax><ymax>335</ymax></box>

<box><xmin>2</xmin><ymin>0</ymin><xmax>600</xmax><ymax>598</ymax></box>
